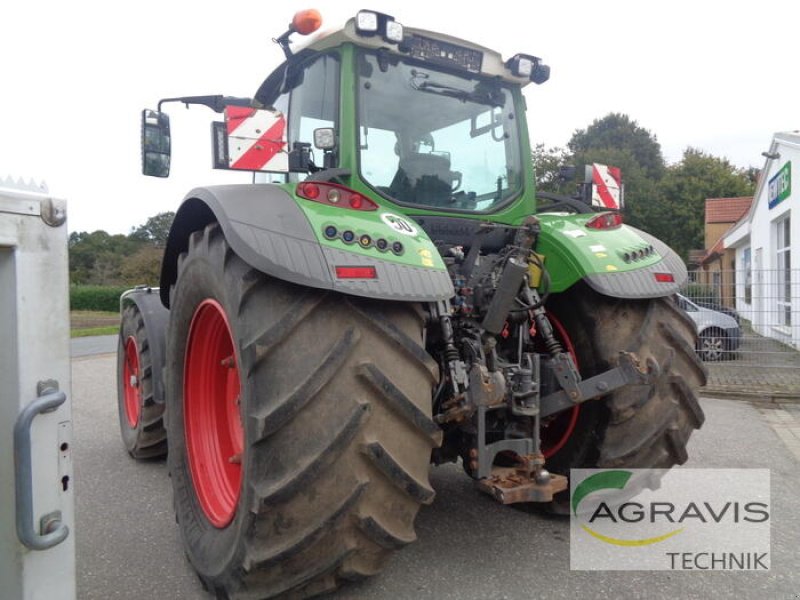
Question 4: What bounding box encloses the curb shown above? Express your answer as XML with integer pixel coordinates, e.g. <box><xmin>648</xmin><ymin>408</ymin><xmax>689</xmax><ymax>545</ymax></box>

<box><xmin>700</xmin><ymin>386</ymin><xmax>800</xmax><ymax>404</ymax></box>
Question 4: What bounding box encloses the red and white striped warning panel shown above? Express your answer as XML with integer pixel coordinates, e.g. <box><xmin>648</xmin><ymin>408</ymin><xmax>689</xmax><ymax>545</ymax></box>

<box><xmin>224</xmin><ymin>106</ymin><xmax>288</xmax><ymax>172</ymax></box>
<box><xmin>589</xmin><ymin>163</ymin><xmax>623</xmax><ymax>210</ymax></box>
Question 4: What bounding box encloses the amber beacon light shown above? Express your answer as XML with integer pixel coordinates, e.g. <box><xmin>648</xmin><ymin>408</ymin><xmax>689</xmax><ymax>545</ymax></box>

<box><xmin>292</xmin><ymin>9</ymin><xmax>322</xmax><ymax>35</ymax></box>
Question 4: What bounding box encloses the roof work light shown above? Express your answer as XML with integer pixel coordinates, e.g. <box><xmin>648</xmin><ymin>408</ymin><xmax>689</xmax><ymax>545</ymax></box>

<box><xmin>355</xmin><ymin>10</ymin><xmax>404</xmax><ymax>44</ymax></box>
<box><xmin>506</xmin><ymin>54</ymin><xmax>550</xmax><ymax>84</ymax></box>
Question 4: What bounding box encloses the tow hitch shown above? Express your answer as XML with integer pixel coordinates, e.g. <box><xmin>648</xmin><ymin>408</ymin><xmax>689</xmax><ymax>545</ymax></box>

<box><xmin>475</xmin><ymin>351</ymin><xmax>658</xmax><ymax>504</ymax></box>
<box><xmin>477</xmin><ymin>453</ymin><xmax>569</xmax><ymax>504</ymax></box>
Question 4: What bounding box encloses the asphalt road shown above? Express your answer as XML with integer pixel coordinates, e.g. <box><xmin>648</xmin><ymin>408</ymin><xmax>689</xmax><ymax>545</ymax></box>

<box><xmin>70</xmin><ymin>334</ymin><xmax>117</xmax><ymax>358</ymax></box>
<box><xmin>71</xmin><ymin>352</ymin><xmax>800</xmax><ymax>600</ymax></box>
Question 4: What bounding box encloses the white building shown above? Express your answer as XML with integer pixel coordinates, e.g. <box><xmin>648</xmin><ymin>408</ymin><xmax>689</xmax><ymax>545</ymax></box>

<box><xmin>725</xmin><ymin>131</ymin><xmax>799</xmax><ymax>349</ymax></box>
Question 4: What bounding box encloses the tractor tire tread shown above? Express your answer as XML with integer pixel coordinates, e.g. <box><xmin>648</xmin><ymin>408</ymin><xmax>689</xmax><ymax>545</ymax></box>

<box><xmin>166</xmin><ymin>223</ymin><xmax>438</xmax><ymax>599</ymax></box>
<box><xmin>544</xmin><ymin>286</ymin><xmax>704</xmax><ymax>477</ymax></box>
<box><xmin>117</xmin><ymin>304</ymin><xmax>167</xmax><ymax>459</ymax></box>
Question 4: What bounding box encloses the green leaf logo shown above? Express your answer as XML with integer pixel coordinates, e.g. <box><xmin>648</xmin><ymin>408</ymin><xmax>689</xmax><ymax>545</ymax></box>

<box><xmin>572</xmin><ymin>470</ymin><xmax>632</xmax><ymax>516</ymax></box>
<box><xmin>572</xmin><ymin>470</ymin><xmax>683</xmax><ymax>546</ymax></box>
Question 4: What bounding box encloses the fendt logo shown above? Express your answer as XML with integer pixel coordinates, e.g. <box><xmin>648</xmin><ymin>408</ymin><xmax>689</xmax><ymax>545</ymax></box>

<box><xmin>570</xmin><ymin>469</ymin><xmax>771</xmax><ymax>571</ymax></box>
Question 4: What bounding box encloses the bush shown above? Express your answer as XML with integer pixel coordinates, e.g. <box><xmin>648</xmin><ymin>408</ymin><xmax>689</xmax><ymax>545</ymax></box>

<box><xmin>682</xmin><ymin>283</ymin><xmax>719</xmax><ymax>305</ymax></box>
<box><xmin>70</xmin><ymin>285</ymin><xmax>129</xmax><ymax>312</ymax></box>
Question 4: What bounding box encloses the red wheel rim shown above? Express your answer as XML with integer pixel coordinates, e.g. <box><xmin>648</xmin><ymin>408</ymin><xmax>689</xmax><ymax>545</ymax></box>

<box><xmin>123</xmin><ymin>337</ymin><xmax>141</xmax><ymax>428</ymax></box>
<box><xmin>541</xmin><ymin>312</ymin><xmax>581</xmax><ymax>459</ymax></box>
<box><xmin>184</xmin><ymin>299</ymin><xmax>243</xmax><ymax>528</ymax></box>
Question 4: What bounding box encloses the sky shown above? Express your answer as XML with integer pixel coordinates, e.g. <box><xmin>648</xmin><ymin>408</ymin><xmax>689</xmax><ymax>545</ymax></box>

<box><xmin>2</xmin><ymin>0</ymin><xmax>797</xmax><ymax>234</ymax></box>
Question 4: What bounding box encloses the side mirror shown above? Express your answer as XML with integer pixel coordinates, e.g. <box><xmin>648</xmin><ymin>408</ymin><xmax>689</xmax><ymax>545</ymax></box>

<box><xmin>141</xmin><ymin>109</ymin><xmax>171</xmax><ymax>177</ymax></box>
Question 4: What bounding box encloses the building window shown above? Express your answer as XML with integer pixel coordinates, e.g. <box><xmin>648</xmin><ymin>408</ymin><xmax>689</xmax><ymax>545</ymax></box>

<box><xmin>776</xmin><ymin>217</ymin><xmax>791</xmax><ymax>327</ymax></box>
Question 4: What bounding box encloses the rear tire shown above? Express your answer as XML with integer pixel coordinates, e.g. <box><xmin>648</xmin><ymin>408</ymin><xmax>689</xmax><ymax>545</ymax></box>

<box><xmin>116</xmin><ymin>304</ymin><xmax>167</xmax><ymax>459</ymax></box>
<box><xmin>166</xmin><ymin>223</ymin><xmax>440</xmax><ymax>599</ymax></box>
<box><xmin>544</xmin><ymin>284</ymin><xmax>707</xmax><ymax>476</ymax></box>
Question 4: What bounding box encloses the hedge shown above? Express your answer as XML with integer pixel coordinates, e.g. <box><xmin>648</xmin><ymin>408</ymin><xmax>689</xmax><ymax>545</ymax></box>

<box><xmin>70</xmin><ymin>285</ymin><xmax>129</xmax><ymax>312</ymax></box>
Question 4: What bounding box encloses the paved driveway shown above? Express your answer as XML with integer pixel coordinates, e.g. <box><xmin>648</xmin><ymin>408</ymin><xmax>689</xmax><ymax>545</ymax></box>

<box><xmin>72</xmin><ymin>354</ymin><xmax>800</xmax><ymax>599</ymax></box>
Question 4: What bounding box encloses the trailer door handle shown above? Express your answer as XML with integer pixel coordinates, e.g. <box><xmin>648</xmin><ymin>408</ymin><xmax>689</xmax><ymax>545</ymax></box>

<box><xmin>14</xmin><ymin>385</ymin><xmax>69</xmax><ymax>550</ymax></box>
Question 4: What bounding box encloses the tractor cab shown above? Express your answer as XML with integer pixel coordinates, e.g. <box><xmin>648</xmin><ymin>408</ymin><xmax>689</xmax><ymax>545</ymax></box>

<box><xmin>260</xmin><ymin>10</ymin><xmax>548</xmax><ymax>216</ymax></box>
<box><xmin>142</xmin><ymin>9</ymin><xmax>549</xmax><ymax>220</ymax></box>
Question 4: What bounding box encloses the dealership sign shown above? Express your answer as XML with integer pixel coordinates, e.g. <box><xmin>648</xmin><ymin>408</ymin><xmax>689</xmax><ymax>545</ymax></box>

<box><xmin>570</xmin><ymin>469</ymin><xmax>770</xmax><ymax>570</ymax></box>
<box><xmin>768</xmin><ymin>161</ymin><xmax>791</xmax><ymax>209</ymax></box>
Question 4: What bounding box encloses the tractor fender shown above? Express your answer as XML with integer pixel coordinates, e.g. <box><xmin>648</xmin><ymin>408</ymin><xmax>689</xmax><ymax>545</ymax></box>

<box><xmin>536</xmin><ymin>216</ymin><xmax>686</xmax><ymax>299</ymax></box>
<box><xmin>582</xmin><ymin>226</ymin><xmax>687</xmax><ymax>299</ymax></box>
<box><xmin>121</xmin><ymin>286</ymin><xmax>169</xmax><ymax>405</ymax></box>
<box><xmin>159</xmin><ymin>184</ymin><xmax>454</xmax><ymax>307</ymax></box>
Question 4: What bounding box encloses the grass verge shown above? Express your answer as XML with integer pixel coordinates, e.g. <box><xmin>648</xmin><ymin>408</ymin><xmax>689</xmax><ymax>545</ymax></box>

<box><xmin>70</xmin><ymin>310</ymin><xmax>119</xmax><ymax>338</ymax></box>
<box><xmin>71</xmin><ymin>326</ymin><xmax>119</xmax><ymax>338</ymax></box>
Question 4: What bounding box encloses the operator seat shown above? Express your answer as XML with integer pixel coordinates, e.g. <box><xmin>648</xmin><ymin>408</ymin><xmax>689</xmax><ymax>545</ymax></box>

<box><xmin>389</xmin><ymin>152</ymin><xmax>457</xmax><ymax>206</ymax></box>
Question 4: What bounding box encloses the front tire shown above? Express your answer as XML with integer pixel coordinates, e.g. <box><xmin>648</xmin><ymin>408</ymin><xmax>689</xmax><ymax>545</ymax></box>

<box><xmin>166</xmin><ymin>224</ymin><xmax>440</xmax><ymax>599</ymax></box>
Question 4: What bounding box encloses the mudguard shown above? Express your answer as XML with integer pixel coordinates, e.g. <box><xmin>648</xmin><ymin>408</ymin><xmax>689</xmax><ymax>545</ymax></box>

<box><xmin>159</xmin><ymin>184</ymin><xmax>454</xmax><ymax>307</ymax></box>
<box><xmin>536</xmin><ymin>213</ymin><xmax>686</xmax><ymax>299</ymax></box>
<box><xmin>583</xmin><ymin>227</ymin><xmax>687</xmax><ymax>298</ymax></box>
<box><xmin>120</xmin><ymin>287</ymin><xmax>169</xmax><ymax>405</ymax></box>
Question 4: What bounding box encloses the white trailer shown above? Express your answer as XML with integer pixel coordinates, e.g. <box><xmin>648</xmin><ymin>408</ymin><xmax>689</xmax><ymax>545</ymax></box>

<box><xmin>0</xmin><ymin>179</ymin><xmax>75</xmax><ymax>599</ymax></box>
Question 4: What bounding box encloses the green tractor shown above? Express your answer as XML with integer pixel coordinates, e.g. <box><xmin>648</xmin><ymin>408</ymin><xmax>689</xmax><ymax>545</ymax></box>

<box><xmin>118</xmin><ymin>9</ymin><xmax>706</xmax><ymax>599</ymax></box>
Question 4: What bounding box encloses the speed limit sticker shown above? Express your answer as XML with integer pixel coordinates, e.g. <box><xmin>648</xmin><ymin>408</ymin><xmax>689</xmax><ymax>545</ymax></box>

<box><xmin>380</xmin><ymin>213</ymin><xmax>418</xmax><ymax>236</ymax></box>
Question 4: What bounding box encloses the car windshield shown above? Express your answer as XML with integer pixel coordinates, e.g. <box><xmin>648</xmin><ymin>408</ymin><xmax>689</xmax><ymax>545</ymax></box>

<box><xmin>357</xmin><ymin>50</ymin><xmax>523</xmax><ymax>212</ymax></box>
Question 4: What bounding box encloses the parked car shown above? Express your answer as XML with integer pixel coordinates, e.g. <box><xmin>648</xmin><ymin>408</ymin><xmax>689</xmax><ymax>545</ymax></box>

<box><xmin>676</xmin><ymin>294</ymin><xmax>741</xmax><ymax>361</ymax></box>
<box><xmin>691</xmin><ymin>299</ymin><xmax>741</xmax><ymax>325</ymax></box>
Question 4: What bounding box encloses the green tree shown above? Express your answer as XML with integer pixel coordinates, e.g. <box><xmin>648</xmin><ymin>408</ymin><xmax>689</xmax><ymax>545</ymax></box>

<box><xmin>566</xmin><ymin>114</ymin><xmax>665</xmax><ymax>232</ymax></box>
<box><xmin>69</xmin><ymin>211</ymin><xmax>175</xmax><ymax>285</ymax></box>
<box><xmin>569</xmin><ymin>113</ymin><xmax>665</xmax><ymax>180</ymax></box>
<box><xmin>119</xmin><ymin>245</ymin><xmax>164</xmax><ymax>286</ymax></box>
<box><xmin>651</xmin><ymin>148</ymin><xmax>755</xmax><ymax>260</ymax></box>
<box><xmin>69</xmin><ymin>230</ymin><xmax>141</xmax><ymax>284</ymax></box>
<box><xmin>531</xmin><ymin>144</ymin><xmax>574</xmax><ymax>195</ymax></box>
<box><xmin>129</xmin><ymin>211</ymin><xmax>175</xmax><ymax>247</ymax></box>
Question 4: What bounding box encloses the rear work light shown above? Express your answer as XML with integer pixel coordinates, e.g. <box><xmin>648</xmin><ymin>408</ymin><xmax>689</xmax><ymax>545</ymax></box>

<box><xmin>296</xmin><ymin>181</ymin><xmax>379</xmax><ymax>211</ymax></box>
<box><xmin>354</xmin><ymin>10</ymin><xmax>403</xmax><ymax>44</ymax></box>
<box><xmin>505</xmin><ymin>53</ymin><xmax>550</xmax><ymax>84</ymax></box>
<box><xmin>585</xmin><ymin>212</ymin><xmax>624</xmax><ymax>230</ymax></box>
<box><xmin>355</xmin><ymin>10</ymin><xmax>379</xmax><ymax>33</ymax></box>
<box><xmin>335</xmin><ymin>266</ymin><xmax>378</xmax><ymax>279</ymax></box>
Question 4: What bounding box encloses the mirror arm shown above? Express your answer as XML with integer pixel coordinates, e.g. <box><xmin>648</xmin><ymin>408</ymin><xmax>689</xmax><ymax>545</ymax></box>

<box><xmin>157</xmin><ymin>95</ymin><xmax>252</xmax><ymax>113</ymax></box>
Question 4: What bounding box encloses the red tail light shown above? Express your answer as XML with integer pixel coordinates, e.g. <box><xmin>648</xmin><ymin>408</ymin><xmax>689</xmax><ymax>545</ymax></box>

<box><xmin>585</xmin><ymin>212</ymin><xmax>623</xmax><ymax>230</ymax></box>
<box><xmin>335</xmin><ymin>266</ymin><xmax>378</xmax><ymax>279</ymax></box>
<box><xmin>654</xmin><ymin>273</ymin><xmax>675</xmax><ymax>283</ymax></box>
<box><xmin>297</xmin><ymin>182</ymin><xmax>378</xmax><ymax>211</ymax></box>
